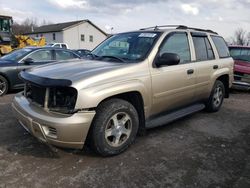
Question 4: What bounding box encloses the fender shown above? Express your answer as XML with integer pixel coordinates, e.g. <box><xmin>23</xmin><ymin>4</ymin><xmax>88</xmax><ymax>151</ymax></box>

<box><xmin>76</xmin><ymin>79</ymin><xmax>151</xmax><ymax>114</ymax></box>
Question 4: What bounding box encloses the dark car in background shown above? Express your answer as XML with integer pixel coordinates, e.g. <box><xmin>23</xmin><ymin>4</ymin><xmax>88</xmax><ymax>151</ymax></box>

<box><xmin>73</xmin><ymin>49</ymin><xmax>91</xmax><ymax>58</ymax></box>
<box><xmin>0</xmin><ymin>47</ymin><xmax>80</xmax><ymax>96</ymax></box>
<box><xmin>229</xmin><ymin>46</ymin><xmax>250</xmax><ymax>90</ymax></box>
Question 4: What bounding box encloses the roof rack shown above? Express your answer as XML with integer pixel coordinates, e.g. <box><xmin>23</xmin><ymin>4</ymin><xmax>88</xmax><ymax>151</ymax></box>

<box><xmin>140</xmin><ymin>25</ymin><xmax>218</xmax><ymax>34</ymax></box>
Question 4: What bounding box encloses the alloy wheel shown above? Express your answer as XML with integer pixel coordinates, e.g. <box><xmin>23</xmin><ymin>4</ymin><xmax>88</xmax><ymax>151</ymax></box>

<box><xmin>213</xmin><ymin>86</ymin><xmax>223</xmax><ymax>107</ymax></box>
<box><xmin>0</xmin><ymin>79</ymin><xmax>7</xmax><ymax>96</ymax></box>
<box><xmin>105</xmin><ymin>112</ymin><xmax>132</xmax><ymax>147</ymax></box>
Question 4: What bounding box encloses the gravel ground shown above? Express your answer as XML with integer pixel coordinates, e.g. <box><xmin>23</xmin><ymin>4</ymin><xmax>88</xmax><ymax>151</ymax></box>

<box><xmin>0</xmin><ymin>91</ymin><xmax>250</xmax><ymax>188</ymax></box>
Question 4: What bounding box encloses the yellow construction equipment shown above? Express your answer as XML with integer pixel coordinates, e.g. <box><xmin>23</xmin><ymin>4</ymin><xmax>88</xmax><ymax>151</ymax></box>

<box><xmin>0</xmin><ymin>15</ymin><xmax>46</xmax><ymax>56</ymax></box>
<box><xmin>15</xmin><ymin>35</ymin><xmax>46</xmax><ymax>49</ymax></box>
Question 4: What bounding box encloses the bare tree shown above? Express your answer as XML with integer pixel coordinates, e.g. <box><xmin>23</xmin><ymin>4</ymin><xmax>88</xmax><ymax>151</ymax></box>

<box><xmin>12</xmin><ymin>17</ymin><xmax>53</xmax><ymax>35</ymax></box>
<box><xmin>12</xmin><ymin>17</ymin><xmax>38</xmax><ymax>35</ymax></box>
<box><xmin>230</xmin><ymin>28</ymin><xmax>250</xmax><ymax>46</ymax></box>
<box><xmin>41</xmin><ymin>19</ymin><xmax>53</xmax><ymax>26</ymax></box>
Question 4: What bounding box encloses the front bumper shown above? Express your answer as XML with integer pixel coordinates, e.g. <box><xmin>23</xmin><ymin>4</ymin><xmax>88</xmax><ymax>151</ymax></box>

<box><xmin>12</xmin><ymin>93</ymin><xmax>95</xmax><ymax>149</ymax></box>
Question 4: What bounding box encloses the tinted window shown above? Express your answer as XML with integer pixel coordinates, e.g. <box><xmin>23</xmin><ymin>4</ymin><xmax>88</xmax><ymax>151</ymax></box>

<box><xmin>160</xmin><ymin>32</ymin><xmax>191</xmax><ymax>64</ymax></box>
<box><xmin>55</xmin><ymin>50</ymin><xmax>77</xmax><ymax>60</ymax></box>
<box><xmin>192</xmin><ymin>36</ymin><xmax>214</xmax><ymax>61</ymax></box>
<box><xmin>211</xmin><ymin>36</ymin><xmax>230</xmax><ymax>58</ymax></box>
<box><xmin>229</xmin><ymin>47</ymin><xmax>250</xmax><ymax>62</ymax></box>
<box><xmin>205</xmin><ymin>38</ymin><xmax>215</xmax><ymax>59</ymax></box>
<box><xmin>61</xmin><ymin>44</ymin><xmax>67</xmax><ymax>49</ymax></box>
<box><xmin>229</xmin><ymin>48</ymin><xmax>241</xmax><ymax>57</ymax></box>
<box><xmin>54</xmin><ymin>44</ymin><xmax>60</xmax><ymax>48</ymax></box>
<box><xmin>27</xmin><ymin>50</ymin><xmax>52</xmax><ymax>62</ymax></box>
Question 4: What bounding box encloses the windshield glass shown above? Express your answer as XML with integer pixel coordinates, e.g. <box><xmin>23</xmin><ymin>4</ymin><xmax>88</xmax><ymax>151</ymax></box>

<box><xmin>229</xmin><ymin>47</ymin><xmax>250</xmax><ymax>62</ymax></box>
<box><xmin>1</xmin><ymin>48</ymin><xmax>33</xmax><ymax>61</ymax></box>
<box><xmin>0</xmin><ymin>18</ymin><xmax>11</xmax><ymax>32</ymax></box>
<box><xmin>91</xmin><ymin>32</ymin><xmax>161</xmax><ymax>62</ymax></box>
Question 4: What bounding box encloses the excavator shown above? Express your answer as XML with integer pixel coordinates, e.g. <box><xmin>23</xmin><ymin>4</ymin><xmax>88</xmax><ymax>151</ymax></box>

<box><xmin>0</xmin><ymin>15</ymin><xmax>46</xmax><ymax>56</ymax></box>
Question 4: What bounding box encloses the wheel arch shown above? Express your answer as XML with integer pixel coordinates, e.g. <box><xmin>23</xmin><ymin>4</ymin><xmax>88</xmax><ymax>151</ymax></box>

<box><xmin>216</xmin><ymin>74</ymin><xmax>229</xmax><ymax>98</ymax></box>
<box><xmin>0</xmin><ymin>73</ymin><xmax>11</xmax><ymax>92</ymax></box>
<box><xmin>98</xmin><ymin>91</ymin><xmax>146</xmax><ymax>134</ymax></box>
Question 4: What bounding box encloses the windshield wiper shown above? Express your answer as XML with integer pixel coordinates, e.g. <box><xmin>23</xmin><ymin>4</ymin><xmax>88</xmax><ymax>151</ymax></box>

<box><xmin>98</xmin><ymin>55</ymin><xmax>125</xmax><ymax>62</ymax></box>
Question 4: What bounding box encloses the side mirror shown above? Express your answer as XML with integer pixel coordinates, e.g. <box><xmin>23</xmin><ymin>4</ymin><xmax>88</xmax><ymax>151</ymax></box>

<box><xmin>23</xmin><ymin>58</ymin><xmax>34</xmax><ymax>65</ymax></box>
<box><xmin>155</xmin><ymin>53</ymin><xmax>180</xmax><ymax>67</ymax></box>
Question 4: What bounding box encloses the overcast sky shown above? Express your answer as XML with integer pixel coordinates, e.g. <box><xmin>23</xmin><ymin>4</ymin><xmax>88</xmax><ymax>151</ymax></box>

<box><xmin>0</xmin><ymin>0</ymin><xmax>250</xmax><ymax>39</ymax></box>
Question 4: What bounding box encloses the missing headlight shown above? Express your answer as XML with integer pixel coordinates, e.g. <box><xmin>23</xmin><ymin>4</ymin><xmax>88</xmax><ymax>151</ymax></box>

<box><xmin>48</xmin><ymin>87</ymin><xmax>78</xmax><ymax>114</ymax></box>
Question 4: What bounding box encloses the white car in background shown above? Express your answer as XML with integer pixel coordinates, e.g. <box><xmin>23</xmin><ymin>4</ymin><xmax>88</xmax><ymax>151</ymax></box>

<box><xmin>46</xmin><ymin>43</ymin><xmax>69</xmax><ymax>49</ymax></box>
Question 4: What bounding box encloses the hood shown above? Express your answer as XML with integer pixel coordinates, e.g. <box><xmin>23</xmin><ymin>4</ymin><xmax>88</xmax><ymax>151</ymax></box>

<box><xmin>27</xmin><ymin>59</ymin><xmax>132</xmax><ymax>85</ymax></box>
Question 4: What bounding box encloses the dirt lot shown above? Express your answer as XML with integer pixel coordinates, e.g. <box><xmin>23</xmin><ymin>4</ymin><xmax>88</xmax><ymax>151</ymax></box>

<box><xmin>0</xmin><ymin>91</ymin><xmax>250</xmax><ymax>188</ymax></box>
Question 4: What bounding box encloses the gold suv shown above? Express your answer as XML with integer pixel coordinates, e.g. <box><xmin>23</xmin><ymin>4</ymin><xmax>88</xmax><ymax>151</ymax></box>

<box><xmin>12</xmin><ymin>25</ymin><xmax>234</xmax><ymax>156</ymax></box>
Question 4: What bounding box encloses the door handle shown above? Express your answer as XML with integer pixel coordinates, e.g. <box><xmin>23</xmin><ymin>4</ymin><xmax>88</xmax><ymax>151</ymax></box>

<box><xmin>213</xmin><ymin>65</ymin><xmax>218</xmax><ymax>69</ymax></box>
<box><xmin>187</xmin><ymin>69</ymin><xmax>194</xmax><ymax>75</ymax></box>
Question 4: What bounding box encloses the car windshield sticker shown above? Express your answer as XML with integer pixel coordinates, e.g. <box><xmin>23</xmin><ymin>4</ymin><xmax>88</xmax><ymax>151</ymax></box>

<box><xmin>139</xmin><ymin>33</ymin><xmax>157</xmax><ymax>38</ymax></box>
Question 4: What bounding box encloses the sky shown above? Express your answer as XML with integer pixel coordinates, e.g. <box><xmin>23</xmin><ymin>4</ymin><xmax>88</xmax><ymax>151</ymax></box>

<box><xmin>0</xmin><ymin>0</ymin><xmax>250</xmax><ymax>39</ymax></box>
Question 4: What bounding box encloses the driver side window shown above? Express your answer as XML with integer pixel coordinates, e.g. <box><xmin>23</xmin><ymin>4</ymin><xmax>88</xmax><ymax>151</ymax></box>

<box><xmin>159</xmin><ymin>32</ymin><xmax>191</xmax><ymax>64</ymax></box>
<box><xmin>26</xmin><ymin>50</ymin><xmax>52</xmax><ymax>62</ymax></box>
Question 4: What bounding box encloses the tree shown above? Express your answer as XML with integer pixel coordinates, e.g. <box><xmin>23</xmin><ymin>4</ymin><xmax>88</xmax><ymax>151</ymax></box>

<box><xmin>12</xmin><ymin>18</ymin><xmax>53</xmax><ymax>35</ymax></box>
<box><xmin>229</xmin><ymin>28</ymin><xmax>250</xmax><ymax>46</ymax></box>
<box><xmin>12</xmin><ymin>17</ymin><xmax>38</xmax><ymax>35</ymax></box>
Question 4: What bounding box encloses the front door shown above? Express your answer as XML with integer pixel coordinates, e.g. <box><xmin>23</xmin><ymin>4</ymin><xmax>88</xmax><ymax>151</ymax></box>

<box><xmin>150</xmin><ymin>32</ymin><xmax>196</xmax><ymax>116</ymax></box>
<box><xmin>16</xmin><ymin>49</ymin><xmax>54</xmax><ymax>87</ymax></box>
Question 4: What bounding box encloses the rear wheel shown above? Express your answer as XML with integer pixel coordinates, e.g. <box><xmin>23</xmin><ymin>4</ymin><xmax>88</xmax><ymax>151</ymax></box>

<box><xmin>205</xmin><ymin>80</ymin><xmax>225</xmax><ymax>112</ymax></box>
<box><xmin>89</xmin><ymin>99</ymin><xmax>139</xmax><ymax>156</ymax></box>
<box><xmin>0</xmin><ymin>75</ymin><xmax>8</xmax><ymax>97</ymax></box>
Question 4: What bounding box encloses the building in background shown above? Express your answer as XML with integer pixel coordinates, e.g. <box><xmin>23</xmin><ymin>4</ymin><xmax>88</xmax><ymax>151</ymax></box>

<box><xmin>25</xmin><ymin>20</ymin><xmax>107</xmax><ymax>50</ymax></box>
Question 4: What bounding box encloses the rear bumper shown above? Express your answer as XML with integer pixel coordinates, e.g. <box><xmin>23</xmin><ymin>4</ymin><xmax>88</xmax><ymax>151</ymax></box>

<box><xmin>12</xmin><ymin>93</ymin><xmax>95</xmax><ymax>149</ymax></box>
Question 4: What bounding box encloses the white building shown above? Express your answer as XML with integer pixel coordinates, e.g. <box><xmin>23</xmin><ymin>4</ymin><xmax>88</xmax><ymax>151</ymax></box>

<box><xmin>26</xmin><ymin>20</ymin><xmax>107</xmax><ymax>50</ymax></box>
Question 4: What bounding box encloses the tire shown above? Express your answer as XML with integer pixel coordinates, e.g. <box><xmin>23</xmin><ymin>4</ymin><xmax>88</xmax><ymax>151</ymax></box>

<box><xmin>0</xmin><ymin>75</ymin><xmax>8</xmax><ymax>97</ymax></box>
<box><xmin>89</xmin><ymin>98</ymin><xmax>139</xmax><ymax>156</ymax></box>
<box><xmin>205</xmin><ymin>80</ymin><xmax>225</xmax><ymax>112</ymax></box>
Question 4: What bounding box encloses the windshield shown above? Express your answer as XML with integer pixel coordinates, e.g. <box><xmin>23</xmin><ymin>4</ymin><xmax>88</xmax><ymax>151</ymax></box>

<box><xmin>229</xmin><ymin>47</ymin><xmax>250</xmax><ymax>62</ymax></box>
<box><xmin>91</xmin><ymin>32</ymin><xmax>161</xmax><ymax>62</ymax></box>
<box><xmin>0</xmin><ymin>18</ymin><xmax>11</xmax><ymax>32</ymax></box>
<box><xmin>1</xmin><ymin>48</ymin><xmax>33</xmax><ymax>61</ymax></box>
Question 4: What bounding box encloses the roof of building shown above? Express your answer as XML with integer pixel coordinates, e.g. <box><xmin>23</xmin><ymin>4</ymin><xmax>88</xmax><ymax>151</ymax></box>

<box><xmin>24</xmin><ymin>20</ymin><xmax>107</xmax><ymax>36</ymax></box>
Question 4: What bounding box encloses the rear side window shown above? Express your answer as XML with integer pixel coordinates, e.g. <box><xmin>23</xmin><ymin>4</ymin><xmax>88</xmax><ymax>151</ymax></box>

<box><xmin>55</xmin><ymin>50</ymin><xmax>77</xmax><ymax>60</ymax></box>
<box><xmin>160</xmin><ymin>32</ymin><xmax>191</xmax><ymax>64</ymax></box>
<box><xmin>62</xmin><ymin>44</ymin><xmax>67</xmax><ymax>49</ymax></box>
<box><xmin>192</xmin><ymin>36</ymin><xmax>214</xmax><ymax>61</ymax></box>
<box><xmin>211</xmin><ymin>36</ymin><xmax>230</xmax><ymax>58</ymax></box>
<box><xmin>27</xmin><ymin>50</ymin><xmax>52</xmax><ymax>62</ymax></box>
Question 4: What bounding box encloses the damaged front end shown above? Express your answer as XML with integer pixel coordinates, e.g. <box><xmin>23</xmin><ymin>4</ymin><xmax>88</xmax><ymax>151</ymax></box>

<box><xmin>20</xmin><ymin>71</ymin><xmax>78</xmax><ymax>114</ymax></box>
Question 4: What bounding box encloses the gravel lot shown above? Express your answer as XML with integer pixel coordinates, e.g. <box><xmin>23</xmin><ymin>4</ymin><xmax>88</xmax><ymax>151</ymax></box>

<box><xmin>0</xmin><ymin>91</ymin><xmax>250</xmax><ymax>188</ymax></box>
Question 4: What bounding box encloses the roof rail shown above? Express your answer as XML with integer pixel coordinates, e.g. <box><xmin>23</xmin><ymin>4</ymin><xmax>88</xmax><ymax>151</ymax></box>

<box><xmin>140</xmin><ymin>25</ymin><xmax>218</xmax><ymax>34</ymax></box>
<box><xmin>140</xmin><ymin>25</ymin><xmax>186</xmax><ymax>30</ymax></box>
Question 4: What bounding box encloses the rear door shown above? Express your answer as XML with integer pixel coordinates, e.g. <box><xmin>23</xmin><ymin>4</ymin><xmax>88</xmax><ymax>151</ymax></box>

<box><xmin>150</xmin><ymin>32</ymin><xmax>196</xmax><ymax>115</ymax></box>
<box><xmin>190</xmin><ymin>33</ymin><xmax>217</xmax><ymax>100</ymax></box>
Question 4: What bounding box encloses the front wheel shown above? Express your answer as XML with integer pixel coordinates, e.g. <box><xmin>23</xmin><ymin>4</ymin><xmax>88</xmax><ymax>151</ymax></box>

<box><xmin>205</xmin><ymin>80</ymin><xmax>225</xmax><ymax>112</ymax></box>
<box><xmin>89</xmin><ymin>99</ymin><xmax>139</xmax><ymax>156</ymax></box>
<box><xmin>0</xmin><ymin>75</ymin><xmax>8</xmax><ymax>97</ymax></box>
